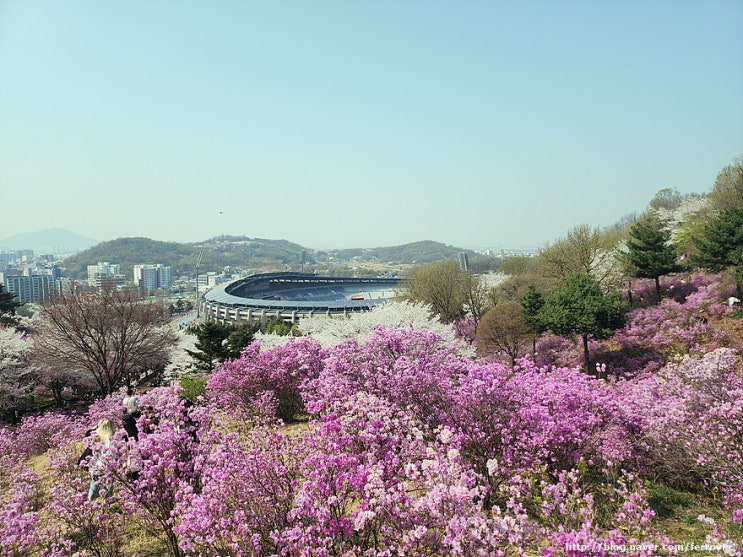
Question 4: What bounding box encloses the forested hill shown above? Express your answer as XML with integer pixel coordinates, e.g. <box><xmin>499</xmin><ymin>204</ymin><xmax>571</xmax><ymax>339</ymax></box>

<box><xmin>331</xmin><ymin>240</ymin><xmax>475</xmax><ymax>265</ymax></box>
<box><xmin>60</xmin><ymin>236</ymin><xmax>476</xmax><ymax>280</ymax></box>
<box><xmin>60</xmin><ymin>236</ymin><xmax>308</xmax><ymax>280</ymax></box>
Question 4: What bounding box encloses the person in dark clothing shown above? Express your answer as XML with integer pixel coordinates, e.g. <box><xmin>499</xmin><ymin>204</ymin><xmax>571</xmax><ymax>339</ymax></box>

<box><xmin>121</xmin><ymin>408</ymin><xmax>142</xmax><ymax>480</ymax></box>
<box><xmin>122</xmin><ymin>409</ymin><xmax>140</xmax><ymax>442</ymax></box>
<box><xmin>142</xmin><ymin>406</ymin><xmax>159</xmax><ymax>434</ymax></box>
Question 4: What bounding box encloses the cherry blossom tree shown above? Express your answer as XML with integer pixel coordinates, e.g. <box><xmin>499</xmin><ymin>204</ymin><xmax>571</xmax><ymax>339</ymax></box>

<box><xmin>33</xmin><ymin>287</ymin><xmax>177</xmax><ymax>395</ymax></box>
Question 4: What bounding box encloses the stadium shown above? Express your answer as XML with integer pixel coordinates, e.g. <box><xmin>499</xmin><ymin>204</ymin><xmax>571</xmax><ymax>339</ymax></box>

<box><xmin>201</xmin><ymin>272</ymin><xmax>403</xmax><ymax>325</ymax></box>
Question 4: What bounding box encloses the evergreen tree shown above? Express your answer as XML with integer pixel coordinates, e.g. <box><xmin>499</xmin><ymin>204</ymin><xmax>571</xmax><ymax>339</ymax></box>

<box><xmin>186</xmin><ymin>321</ymin><xmax>258</xmax><ymax>370</ymax></box>
<box><xmin>520</xmin><ymin>284</ymin><xmax>545</xmax><ymax>351</ymax></box>
<box><xmin>538</xmin><ymin>272</ymin><xmax>625</xmax><ymax>375</ymax></box>
<box><xmin>0</xmin><ymin>283</ymin><xmax>22</xmax><ymax>326</ymax></box>
<box><xmin>622</xmin><ymin>215</ymin><xmax>680</xmax><ymax>304</ymax></box>
<box><xmin>225</xmin><ymin>323</ymin><xmax>260</xmax><ymax>359</ymax></box>
<box><xmin>693</xmin><ymin>207</ymin><xmax>743</xmax><ymax>296</ymax></box>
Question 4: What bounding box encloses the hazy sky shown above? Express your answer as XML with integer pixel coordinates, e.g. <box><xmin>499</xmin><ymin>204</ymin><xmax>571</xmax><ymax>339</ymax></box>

<box><xmin>1</xmin><ymin>0</ymin><xmax>741</xmax><ymax>250</ymax></box>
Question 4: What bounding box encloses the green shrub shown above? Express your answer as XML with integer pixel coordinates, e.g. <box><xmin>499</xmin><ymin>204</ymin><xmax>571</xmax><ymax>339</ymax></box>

<box><xmin>178</xmin><ymin>373</ymin><xmax>207</xmax><ymax>402</ymax></box>
<box><xmin>646</xmin><ymin>481</ymin><xmax>694</xmax><ymax>518</ymax></box>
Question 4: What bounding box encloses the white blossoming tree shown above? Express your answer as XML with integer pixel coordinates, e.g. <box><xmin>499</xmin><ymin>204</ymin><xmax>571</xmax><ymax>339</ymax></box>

<box><xmin>254</xmin><ymin>300</ymin><xmax>460</xmax><ymax>349</ymax></box>
<box><xmin>162</xmin><ymin>329</ymin><xmax>201</xmax><ymax>383</ymax></box>
<box><xmin>0</xmin><ymin>326</ymin><xmax>34</xmax><ymax>411</ymax></box>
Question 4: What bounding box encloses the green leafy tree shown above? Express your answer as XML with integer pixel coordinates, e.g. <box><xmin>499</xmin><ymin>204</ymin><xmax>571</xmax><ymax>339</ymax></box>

<box><xmin>474</xmin><ymin>302</ymin><xmax>533</xmax><ymax>366</ymax></box>
<box><xmin>538</xmin><ymin>272</ymin><xmax>626</xmax><ymax>375</ymax></box>
<box><xmin>692</xmin><ymin>207</ymin><xmax>743</xmax><ymax>295</ymax></box>
<box><xmin>262</xmin><ymin>316</ymin><xmax>293</xmax><ymax>336</ymax></box>
<box><xmin>404</xmin><ymin>260</ymin><xmax>467</xmax><ymax>323</ymax></box>
<box><xmin>499</xmin><ymin>256</ymin><xmax>534</xmax><ymax>276</ymax></box>
<box><xmin>535</xmin><ymin>224</ymin><xmax>624</xmax><ymax>290</ymax></box>
<box><xmin>707</xmin><ymin>155</ymin><xmax>743</xmax><ymax>213</ymax></box>
<box><xmin>649</xmin><ymin>187</ymin><xmax>683</xmax><ymax>211</ymax></box>
<box><xmin>622</xmin><ymin>215</ymin><xmax>680</xmax><ymax>304</ymax></box>
<box><xmin>0</xmin><ymin>283</ymin><xmax>22</xmax><ymax>326</ymax></box>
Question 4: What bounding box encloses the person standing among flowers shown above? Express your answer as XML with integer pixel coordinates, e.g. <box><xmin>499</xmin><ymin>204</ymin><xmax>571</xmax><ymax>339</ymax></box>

<box><xmin>85</xmin><ymin>418</ymin><xmax>116</xmax><ymax>501</ymax></box>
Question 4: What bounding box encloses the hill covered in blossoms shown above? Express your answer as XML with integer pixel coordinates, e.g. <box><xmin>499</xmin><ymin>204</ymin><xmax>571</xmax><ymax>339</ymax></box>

<box><xmin>1</xmin><ymin>269</ymin><xmax>742</xmax><ymax>556</ymax></box>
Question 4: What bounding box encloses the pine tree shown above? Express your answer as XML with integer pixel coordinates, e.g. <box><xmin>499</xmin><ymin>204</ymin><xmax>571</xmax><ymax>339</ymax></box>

<box><xmin>186</xmin><ymin>321</ymin><xmax>258</xmax><ymax>370</ymax></box>
<box><xmin>622</xmin><ymin>215</ymin><xmax>679</xmax><ymax>304</ymax></box>
<box><xmin>538</xmin><ymin>272</ymin><xmax>625</xmax><ymax>375</ymax></box>
<box><xmin>520</xmin><ymin>284</ymin><xmax>545</xmax><ymax>351</ymax></box>
<box><xmin>0</xmin><ymin>283</ymin><xmax>22</xmax><ymax>326</ymax></box>
<box><xmin>693</xmin><ymin>207</ymin><xmax>743</xmax><ymax>296</ymax></box>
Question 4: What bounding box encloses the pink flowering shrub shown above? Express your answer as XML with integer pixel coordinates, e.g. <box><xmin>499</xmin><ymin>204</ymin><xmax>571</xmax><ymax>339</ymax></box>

<box><xmin>3</xmin><ymin>290</ymin><xmax>743</xmax><ymax>556</ymax></box>
<box><xmin>85</xmin><ymin>392</ymin><xmax>132</xmax><ymax>428</ymax></box>
<box><xmin>533</xmin><ymin>333</ymin><xmax>583</xmax><ymax>370</ymax></box>
<box><xmin>629</xmin><ymin>272</ymin><xmax>727</xmax><ymax>307</ymax></box>
<box><xmin>103</xmin><ymin>387</ymin><xmax>207</xmax><ymax>557</ymax></box>
<box><xmin>534</xmin><ymin>467</ymin><xmax>668</xmax><ymax>557</ymax></box>
<box><xmin>445</xmin><ymin>357</ymin><xmax>635</xmax><ymax>491</ymax></box>
<box><xmin>614</xmin><ymin>300</ymin><xmax>721</xmax><ymax>359</ymax></box>
<box><xmin>10</xmin><ymin>411</ymin><xmax>87</xmax><ymax>458</ymax></box>
<box><xmin>208</xmin><ymin>337</ymin><xmax>324</xmax><ymax>422</ymax></box>
<box><xmin>174</xmin><ymin>423</ymin><xmax>306</xmax><ymax>556</ymax></box>
<box><xmin>453</xmin><ymin>316</ymin><xmax>478</xmax><ymax>343</ymax></box>
<box><xmin>617</xmin><ymin>348</ymin><xmax>743</xmax><ymax>538</ymax></box>
<box><xmin>301</xmin><ymin>325</ymin><xmax>468</xmax><ymax>428</ymax></box>
<box><xmin>39</xmin><ymin>442</ymin><xmax>128</xmax><ymax>557</ymax></box>
<box><xmin>0</xmin><ymin>454</ymin><xmax>43</xmax><ymax>557</ymax></box>
<box><xmin>175</xmin><ymin>392</ymin><xmax>517</xmax><ymax>556</ymax></box>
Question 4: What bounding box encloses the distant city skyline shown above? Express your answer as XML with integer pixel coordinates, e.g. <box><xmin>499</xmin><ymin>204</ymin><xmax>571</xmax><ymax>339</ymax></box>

<box><xmin>1</xmin><ymin>0</ymin><xmax>741</xmax><ymax>250</ymax></box>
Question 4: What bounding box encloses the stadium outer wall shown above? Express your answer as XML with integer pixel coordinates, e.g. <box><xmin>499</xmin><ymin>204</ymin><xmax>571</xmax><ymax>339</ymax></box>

<box><xmin>201</xmin><ymin>272</ymin><xmax>403</xmax><ymax>326</ymax></box>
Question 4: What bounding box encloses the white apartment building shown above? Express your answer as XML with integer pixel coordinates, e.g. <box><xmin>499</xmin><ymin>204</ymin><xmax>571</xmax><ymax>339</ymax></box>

<box><xmin>133</xmin><ymin>264</ymin><xmax>173</xmax><ymax>290</ymax></box>
<box><xmin>87</xmin><ymin>262</ymin><xmax>126</xmax><ymax>288</ymax></box>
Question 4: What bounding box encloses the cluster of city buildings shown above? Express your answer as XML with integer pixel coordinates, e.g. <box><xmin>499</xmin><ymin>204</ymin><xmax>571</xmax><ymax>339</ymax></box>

<box><xmin>0</xmin><ymin>250</ymin><xmax>64</xmax><ymax>304</ymax></box>
<box><xmin>0</xmin><ymin>250</ymin><xmax>204</xmax><ymax>305</ymax></box>
<box><xmin>86</xmin><ymin>262</ymin><xmax>174</xmax><ymax>290</ymax></box>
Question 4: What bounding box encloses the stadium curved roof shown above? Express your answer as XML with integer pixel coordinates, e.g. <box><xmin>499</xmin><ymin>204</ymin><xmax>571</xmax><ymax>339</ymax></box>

<box><xmin>204</xmin><ymin>272</ymin><xmax>403</xmax><ymax>313</ymax></box>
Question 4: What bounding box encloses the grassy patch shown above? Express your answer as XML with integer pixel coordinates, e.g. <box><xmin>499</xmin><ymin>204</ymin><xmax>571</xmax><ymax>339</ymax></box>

<box><xmin>646</xmin><ymin>481</ymin><xmax>695</xmax><ymax>518</ymax></box>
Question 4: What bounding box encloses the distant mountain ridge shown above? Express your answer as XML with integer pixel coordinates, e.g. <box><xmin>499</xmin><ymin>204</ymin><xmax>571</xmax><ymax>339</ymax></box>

<box><xmin>331</xmin><ymin>240</ymin><xmax>471</xmax><ymax>264</ymax></box>
<box><xmin>0</xmin><ymin>228</ymin><xmax>98</xmax><ymax>253</ymax></box>
<box><xmin>57</xmin><ymin>234</ymin><xmax>478</xmax><ymax>280</ymax></box>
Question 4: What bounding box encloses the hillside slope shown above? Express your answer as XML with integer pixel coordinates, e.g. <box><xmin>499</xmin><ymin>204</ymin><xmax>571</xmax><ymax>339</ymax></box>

<box><xmin>60</xmin><ymin>236</ymin><xmax>475</xmax><ymax>280</ymax></box>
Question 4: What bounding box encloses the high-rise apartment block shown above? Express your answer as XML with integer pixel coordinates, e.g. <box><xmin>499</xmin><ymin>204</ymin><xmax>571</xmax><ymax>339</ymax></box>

<box><xmin>87</xmin><ymin>262</ymin><xmax>126</xmax><ymax>288</ymax></box>
<box><xmin>0</xmin><ymin>271</ymin><xmax>55</xmax><ymax>303</ymax></box>
<box><xmin>133</xmin><ymin>264</ymin><xmax>173</xmax><ymax>290</ymax></box>
<box><xmin>457</xmin><ymin>252</ymin><xmax>470</xmax><ymax>272</ymax></box>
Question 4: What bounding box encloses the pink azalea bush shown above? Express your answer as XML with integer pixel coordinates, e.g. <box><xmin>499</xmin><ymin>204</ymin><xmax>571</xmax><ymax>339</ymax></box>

<box><xmin>2</xmin><ymin>280</ymin><xmax>743</xmax><ymax>557</ymax></box>
<box><xmin>0</xmin><ymin>454</ymin><xmax>43</xmax><ymax>557</ymax></box>
<box><xmin>207</xmin><ymin>337</ymin><xmax>324</xmax><ymax>422</ymax></box>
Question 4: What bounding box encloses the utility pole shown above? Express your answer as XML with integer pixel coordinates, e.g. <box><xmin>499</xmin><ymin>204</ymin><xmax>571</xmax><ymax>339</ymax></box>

<box><xmin>195</xmin><ymin>251</ymin><xmax>203</xmax><ymax>319</ymax></box>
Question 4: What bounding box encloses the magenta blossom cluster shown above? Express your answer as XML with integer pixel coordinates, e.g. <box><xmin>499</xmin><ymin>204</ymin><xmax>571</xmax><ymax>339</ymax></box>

<box><xmin>2</xmin><ymin>316</ymin><xmax>742</xmax><ymax>556</ymax></box>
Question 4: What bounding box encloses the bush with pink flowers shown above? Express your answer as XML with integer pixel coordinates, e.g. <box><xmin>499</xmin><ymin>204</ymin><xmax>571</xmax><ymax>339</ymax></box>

<box><xmin>2</xmin><ymin>272</ymin><xmax>743</xmax><ymax>556</ymax></box>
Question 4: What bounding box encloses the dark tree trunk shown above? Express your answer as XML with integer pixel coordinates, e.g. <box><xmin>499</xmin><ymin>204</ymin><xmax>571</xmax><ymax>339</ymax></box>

<box><xmin>582</xmin><ymin>334</ymin><xmax>591</xmax><ymax>375</ymax></box>
<box><xmin>654</xmin><ymin>276</ymin><xmax>662</xmax><ymax>305</ymax></box>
